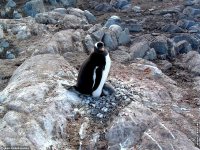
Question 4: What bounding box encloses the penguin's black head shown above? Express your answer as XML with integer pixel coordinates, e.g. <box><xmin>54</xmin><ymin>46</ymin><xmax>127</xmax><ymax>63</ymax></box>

<box><xmin>94</xmin><ymin>42</ymin><xmax>105</xmax><ymax>52</ymax></box>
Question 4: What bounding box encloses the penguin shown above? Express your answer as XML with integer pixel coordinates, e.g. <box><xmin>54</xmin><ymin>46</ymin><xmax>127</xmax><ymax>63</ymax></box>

<box><xmin>75</xmin><ymin>41</ymin><xmax>111</xmax><ymax>97</ymax></box>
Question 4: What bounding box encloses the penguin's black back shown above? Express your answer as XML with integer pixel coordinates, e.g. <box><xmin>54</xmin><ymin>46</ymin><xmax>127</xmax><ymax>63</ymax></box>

<box><xmin>76</xmin><ymin>50</ymin><xmax>108</xmax><ymax>95</ymax></box>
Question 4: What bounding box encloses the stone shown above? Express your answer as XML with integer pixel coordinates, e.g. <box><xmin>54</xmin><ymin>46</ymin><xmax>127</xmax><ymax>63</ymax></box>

<box><xmin>35</xmin><ymin>10</ymin><xmax>67</xmax><ymax>24</ymax></box>
<box><xmin>6</xmin><ymin>51</ymin><xmax>15</xmax><ymax>59</ymax></box>
<box><xmin>118</xmin><ymin>28</ymin><xmax>131</xmax><ymax>45</ymax></box>
<box><xmin>84</xmin><ymin>34</ymin><xmax>94</xmax><ymax>53</ymax></box>
<box><xmin>111</xmin><ymin>0</ymin><xmax>130</xmax><ymax>9</ymax></box>
<box><xmin>60</xmin><ymin>0</ymin><xmax>77</xmax><ymax>7</ymax></box>
<box><xmin>63</xmin><ymin>14</ymin><xmax>88</xmax><ymax>29</ymax></box>
<box><xmin>183</xmin><ymin>6</ymin><xmax>200</xmax><ymax>17</ymax></box>
<box><xmin>182</xmin><ymin>51</ymin><xmax>200</xmax><ymax>75</ymax></box>
<box><xmin>173</xmin><ymin>34</ymin><xmax>199</xmax><ymax>51</ymax></box>
<box><xmin>84</xmin><ymin>10</ymin><xmax>96</xmax><ymax>24</ymax></box>
<box><xmin>23</xmin><ymin>0</ymin><xmax>45</xmax><ymax>17</ymax></box>
<box><xmin>150</xmin><ymin>36</ymin><xmax>168</xmax><ymax>55</ymax></box>
<box><xmin>5</xmin><ymin>0</ymin><xmax>16</xmax><ymax>8</ymax></box>
<box><xmin>109</xmin><ymin>25</ymin><xmax>123</xmax><ymax>38</ymax></box>
<box><xmin>48</xmin><ymin>0</ymin><xmax>58</xmax><ymax>5</ymax></box>
<box><xmin>122</xmin><ymin>20</ymin><xmax>143</xmax><ymax>32</ymax></box>
<box><xmin>0</xmin><ymin>54</ymin><xmax>79</xmax><ymax>149</ymax></box>
<box><xmin>162</xmin><ymin>24</ymin><xmax>184</xmax><ymax>33</ymax></box>
<box><xmin>16</xmin><ymin>26</ymin><xmax>31</xmax><ymax>40</ymax></box>
<box><xmin>111</xmin><ymin>46</ymin><xmax>130</xmax><ymax>62</ymax></box>
<box><xmin>104</xmin><ymin>16</ymin><xmax>122</xmax><ymax>28</ymax></box>
<box><xmin>0</xmin><ymin>28</ymin><xmax>4</xmax><ymax>39</ymax></box>
<box><xmin>132</xmin><ymin>6</ymin><xmax>141</xmax><ymax>13</ymax></box>
<box><xmin>91</xmin><ymin>28</ymin><xmax>105</xmax><ymax>41</ymax></box>
<box><xmin>177</xmin><ymin>19</ymin><xmax>197</xmax><ymax>29</ymax></box>
<box><xmin>103</xmin><ymin>31</ymin><xmax>118</xmax><ymax>50</ymax></box>
<box><xmin>175</xmin><ymin>40</ymin><xmax>192</xmax><ymax>54</ymax></box>
<box><xmin>157</xmin><ymin>60</ymin><xmax>172</xmax><ymax>71</ymax></box>
<box><xmin>13</xmin><ymin>10</ymin><xmax>22</xmax><ymax>19</ymax></box>
<box><xmin>94</xmin><ymin>3</ymin><xmax>113</xmax><ymax>12</ymax></box>
<box><xmin>130</xmin><ymin>41</ymin><xmax>150</xmax><ymax>59</ymax></box>
<box><xmin>0</xmin><ymin>40</ymin><xmax>9</xmax><ymax>48</ymax></box>
<box><xmin>143</xmin><ymin>48</ymin><xmax>157</xmax><ymax>61</ymax></box>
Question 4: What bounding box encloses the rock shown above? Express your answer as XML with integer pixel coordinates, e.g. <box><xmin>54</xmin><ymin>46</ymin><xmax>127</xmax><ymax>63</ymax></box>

<box><xmin>110</xmin><ymin>0</ymin><xmax>130</xmax><ymax>9</ymax></box>
<box><xmin>94</xmin><ymin>3</ymin><xmax>113</xmax><ymax>12</ymax></box>
<box><xmin>0</xmin><ymin>54</ymin><xmax>79</xmax><ymax>149</ymax></box>
<box><xmin>177</xmin><ymin>19</ymin><xmax>197</xmax><ymax>29</ymax></box>
<box><xmin>183</xmin><ymin>6</ymin><xmax>200</xmax><ymax>17</ymax></box>
<box><xmin>130</xmin><ymin>41</ymin><xmax>150</xmax><ymax>59</ymax></box>
<box><xmin>132</xmin><ymin>6</ymin><xmax>141</xmax><ymax>13</ymax></box>
<box><xmin>123</xmin><ymin>20</ymin><xmax>143</xmax><ymax>32</ymax></box>
<box><xmin>23</xmin><ymin>0</ymin><xmax>45</xmax><ymax>17</ymax></box>
<box><xmin>109</xmin><ymin>25</ymin><xmax>123</xmax><ymax>38</ymax></box>
<box><xmin>104</xmin><ymin>16</ymin><xmax>122</xmax><ymax>28</ymax></box>
<box><xmin>143</xmin><ymin>48</ymin><xmax>157</xmax><ymax>60</ymax></box>
<box><xmin>118</xmin><ymin>28</ymin><xmax>131</xmax><ymax>45</ymax></box>
<box><xmin>111</xmin><ymin>47</ymin><xmax>130</xmax><ymax>62</ymax></box>
<box><xmin>0</xmin><ymin>28</ymin><xmax>4</xmax><ymax>39</ymax></box>
<box><xmin>53</xmin><ymin>8</ymin><xmax>67</xmax><ymax>14</ymax></box>
<box><xmin>60</xmin><ymin>0</ymin><xmax>77</xmax><ymax>7</ymax></box>
<box><xmin>84</xmin><ymin>10</ymin><xmax>96</xmax><ymax>24</ymax></box>
<box><xmin>63</xmin><ymin>14</ymin><xmax>88</xmax><ymax>29</ymax></box>
<box><xmin>6</xmin><ymin>51</ymin><xmax>15</xmax><ymax>59</ymax></box>
<box><xmin>157</xmin><ymin>60</ymin><xmax>172</xmax><ymax>71</ymax></box>
<box><xmin>0</xmin><ymin>40</ymin><xmax>9</xmax><ymax>48</ymax></box>
<box><xmin>162</xmin><ymin>24</ymin><xmax>184</xmax><ymax>33</ymax></box>
<box><xmin>173</xmin><ymin>34</ymin><xmax>199</xmax><ymax>51</ymax></box>
<box><xmin>16</xmin><ymin>26</ymin><xmax>31</xmax><ymax>40</ymax></box>
<box><xmin>175</xmin><ymin>40</ymin><xmax>192</xmax><ymax>54</ymax></box>
<box><xmin>84</xmin><ymin>34</ymin><xmax>94</xmax><ymax>53</ymax></box>
<box><xmin>182</xmin><ymin>51</ymin><xmax>200</xmax><ymax>75</ymax></box>
<box><xmin>48</xmin><ymin>0</ymin><xmax>58</xmax><ymax>5</ymax></box>
<box><xmin>150</xmin><ymin>36</ymin><xmax>168</xmax><ymax>55</ymax></box>
<box><xmin>37</xmin><ymin>30</ymin><xmax>85</xmax><ymax>55</ymax></box>
<box><xmin>35</xmin><ymin>11</ymin><xmax>65</xmax><ymax>24</ymax></box>
<box><xmin>91</xmin><ymin>28</ymin><xmax>105</xmax><ymax>41</ymax></box>
<box><xmin>103</xmin><ymin>30</ymin><xmax>118</xmax><ymax>50</ymax></box>
<box><xmin>13</xmin><ymin>10</ymin><xmax>22</xmax><ymax>19</ymax></box>
<box><xmin>5</xmin><ymin>0</ymin><xmax>16</xmax><ymax>8</ymax></box>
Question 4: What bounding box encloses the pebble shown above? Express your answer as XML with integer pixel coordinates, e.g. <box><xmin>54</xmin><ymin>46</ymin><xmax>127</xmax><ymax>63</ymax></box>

<box><xmin>79</xmin><ymin>80</ymin><xmax>138</xmax><ymax>122</ymax></box>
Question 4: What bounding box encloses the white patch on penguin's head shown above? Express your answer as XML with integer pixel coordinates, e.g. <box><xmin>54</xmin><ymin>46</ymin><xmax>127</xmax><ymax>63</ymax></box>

<box><xmin>95</xmin><ymin>42</ymin><xmax>104</xmax><ymax>51</ymax></box>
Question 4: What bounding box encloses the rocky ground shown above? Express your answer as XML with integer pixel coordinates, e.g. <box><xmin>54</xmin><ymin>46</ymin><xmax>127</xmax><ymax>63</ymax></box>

<box><xmin>0</xmin><ymin>0</ymin><xmax>200</xmax><ymax>149</ymax></box>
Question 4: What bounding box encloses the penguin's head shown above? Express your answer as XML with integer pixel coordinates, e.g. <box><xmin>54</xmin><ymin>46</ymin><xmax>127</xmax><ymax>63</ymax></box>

<box><xmin>94</xmin><ymin>42</ymin><xmax>105</xmax><ymax>52</ymax></box>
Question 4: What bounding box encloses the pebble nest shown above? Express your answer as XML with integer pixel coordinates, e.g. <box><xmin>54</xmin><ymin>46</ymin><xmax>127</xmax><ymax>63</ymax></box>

<box><xmin>78</xmin><ymin>78</ymin><xmax>138</xmax><ymax>123</ymax></box>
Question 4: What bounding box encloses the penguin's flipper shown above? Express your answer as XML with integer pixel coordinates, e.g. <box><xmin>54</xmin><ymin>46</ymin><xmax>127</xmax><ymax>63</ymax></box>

<box><xmin>92</xmin><ymin>67</ymin><xmax>103</xmax><ymax>91</ymax></box>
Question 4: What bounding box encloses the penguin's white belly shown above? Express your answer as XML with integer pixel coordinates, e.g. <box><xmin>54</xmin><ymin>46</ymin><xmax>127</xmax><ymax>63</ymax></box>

<box><xmin>92</xmin><ymin>54</ymin><xmax>111</xmax><ymax>97</ymax></box>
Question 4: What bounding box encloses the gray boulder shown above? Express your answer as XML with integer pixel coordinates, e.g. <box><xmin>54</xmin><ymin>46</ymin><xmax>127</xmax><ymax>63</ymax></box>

<box><xmin>175</xmin><ymin>40</ymin><xmax>192</xmax><ymax>54</ymax></box>
<box><xmin>84</xmin><ymin>10</ymin><xmax>96</xmax><ymax>24</ymax></box>
<box><xmin>118</xmin><ymin>28</ymin><xmax>131</xmax><ymax>45</ymax></box>
<box><xmin>173</xmin><ymin>34</ymin><xmax>199</xmax><ymax>51</ymax></box>
<box><xmin>144</xmin><ymin>48</ymin><xmax>157</xmax><ymax>61</ymax></box>
<box><xmin>23</xmin><ymin>0</ymin><xmax>45</xmax><ymax>17</ymax></box>
<box><xmin>103</xmin><ymin>31</ymin><xmax>118</xmax><ymax>50</ymax></box>
<box><xmin>5</xmin><ymin>0</ymin><xmax>16</xmax><ymax>8</ymax></box>
<box><xmin>104</xmin><ymin>16</ymin><xmax>122</xmax><ymax>28</ymax></box>
<box><xmin>162</xmin><ymin>24</ymin><xmax>184</xmax><ymax>33</ymax></box>
<box><xmin>182</xmin><ymin>51</ymin><xmax>200</xmax><ymax>75</ymax></box>
<box><xmin>130</xmin><ymin>41</ymin><xmax>150</xmax><ymax>59</ymax></box>
<box><xmin>150</xmin><ymin>36</ymin><xmax>168</xmax><ymax>55</ymax></box>
<box><xmin>0</xmin><ymin>54</ymin><xmax>79</xmax><ymax>149</ymax></box>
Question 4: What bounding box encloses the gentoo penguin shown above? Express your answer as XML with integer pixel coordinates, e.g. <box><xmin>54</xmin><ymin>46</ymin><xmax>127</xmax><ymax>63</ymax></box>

<box><xmin>75</xmin><ymin>41</ymin><xmax>111</xmax><ymax>97</ymax></box>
